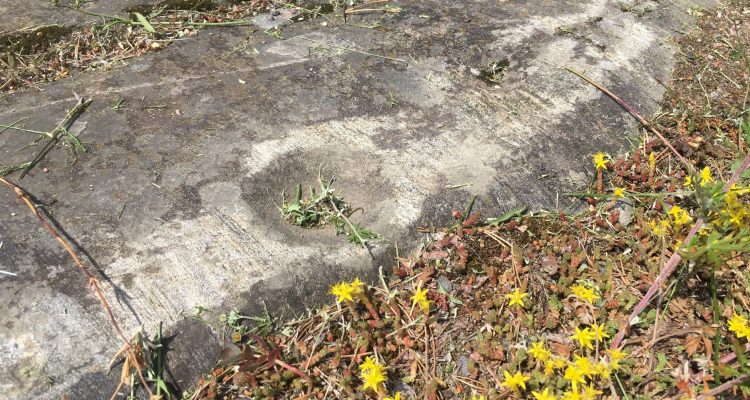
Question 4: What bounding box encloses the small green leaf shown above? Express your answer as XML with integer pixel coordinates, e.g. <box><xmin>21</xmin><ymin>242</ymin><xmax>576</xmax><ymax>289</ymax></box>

<box><xmin>285</xmin><ymin>204</ymin><xmax>301</xmax><ymax>213</ymax></box>
<box><xmin>655</xmin><ymin>352</ymin><xmax>667</xmax><ymax>372</ymax></box>
<box><xmin>437</xmin><ymin>283</ymin><xmax>448</xmax><ymax>294</ymax></box>
<box><xmin>134</xmin><ymin>12</ymin><xmax>156</xmax><ymax>33</ymax></box>
<box><xmin>487</xmin><ymin>206</ymin><xmax>527</xmax><ymax>226</ymax></box>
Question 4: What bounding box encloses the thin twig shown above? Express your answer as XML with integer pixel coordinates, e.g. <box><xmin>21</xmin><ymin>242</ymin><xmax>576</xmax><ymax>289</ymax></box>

<box><xmin>696</xmin><ymin>373</ymin><xmax>750</xmax><ymax>399</ymax></box>
<box><xmin>0</xmin><ymin>176</ymin><xmax>154</xmax><ymax>398</ymax></box>
<box><xmin>20</xmin><ymin>97</ymin><xmax>92</xmax><ymax>178</ymax></box>
<box><xmin>565</xmin><ymin>67</ymin><xmax>692</xmax><ymax>170</ymax></box>
<box><xmin>0</xmin><ymin>117</ymin><xmax>30</xmax><ymax>136</ymax></box>
<box><xmin>317</xmin><ymin>169</ymin><xmax>374</xmax><ymax>257</ymax></box>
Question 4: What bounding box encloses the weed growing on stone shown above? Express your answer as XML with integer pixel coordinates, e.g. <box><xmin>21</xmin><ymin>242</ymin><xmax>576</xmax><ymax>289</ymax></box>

<box><xmin>280</xmin><ymin>172</ymin><xmax>379</xmax><ymax>249</ymax></box>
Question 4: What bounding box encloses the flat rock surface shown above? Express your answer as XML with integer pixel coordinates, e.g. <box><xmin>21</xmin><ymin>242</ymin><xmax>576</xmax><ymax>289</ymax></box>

<box><xmin>0</xmin><ymin>0</ymin><xmax>711</xmax><ymax>398</ymax></box>
<box><xmin>0</xmin><ymin>0</ymin><xmax>163</xmax><ymax>32</ymax></box>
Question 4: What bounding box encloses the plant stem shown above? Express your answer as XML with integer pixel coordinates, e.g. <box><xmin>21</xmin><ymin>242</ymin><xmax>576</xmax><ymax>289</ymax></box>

<box><xmin>565</xmin><ymin>67</ymin><xmax>692</xmax><ymax>171</ymax></box>
<box><xmin>711</xmin><ymin>264</ymin><xmax>721</xmax><ymax>383</ymax></box>
<box><xmin>20</xmin><ymin>97</ymin><xmax>91</xmax><ymax>178</ymax></box>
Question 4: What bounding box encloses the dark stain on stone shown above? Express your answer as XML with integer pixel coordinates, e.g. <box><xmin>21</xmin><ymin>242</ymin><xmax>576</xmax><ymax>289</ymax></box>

<box><xmin>118</xmin><ymin>272</ymin><xmax>136</xmax><ymax>289</ymax></box>
<box><xmin>160</xmin><ymin>183</ymin><xmax>203</xmax><ymax>222</ymax></box>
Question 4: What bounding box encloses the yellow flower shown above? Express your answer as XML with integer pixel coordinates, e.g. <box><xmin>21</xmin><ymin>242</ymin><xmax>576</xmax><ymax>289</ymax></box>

<box><xmin>582</xmin><ymin>384</ymin><xmax>602</xmax><ymax>400</ymax></box>
<box><xmin>594</xmin><ymin>361</ymin><xmax>611</xmax><ymax>380</ymax></box>
<box><xmin>532</xmin><ymin>388</ymin><xmax>556</xmax><ymax>400</ymax></box>
<box><xmin>573</xmin><ymin>355</ymin><xmax>596</xmax><ymax>378</ymax></box>
<box><xmin>544</xmin><ymin>359</ymin><xmax>556</xmax><ymax>376</ymax></box>
<box><xmin>612</xmin><ymin>187</ymin><xmax>625</xmax><ymax>198</ymax></box>
<box><xmin>667</xmin><ymin>205</ymin><xmax>692</xmax><ymax>227</ymax></box>
<box><xmin>470</xmin><ymin>396</ymin><xmax>487</xmax><ymax>400</ymax></box>
<box><xmin>561</xmin><ymin>390</ymin><xmax>582</xmax><ymax>400</ymax></box>
<box><xmin>385</xmin><ymin>393</ymin><xmax>402</xmax><ymax>400</ymax></box>
<box><xmin>350</xmin><ymin>278</ymin><xmax>365</xmax><ymax>294</ymax></box>
<box><xmin>606</xmin><ymin>348</ymin><xmax>627</xmax><ymax>370</ymax></box>
<box><xmin>563</xmin><ymin>364</ymin><xmax>587</xmax><ymax>392</ymax></box>
<box><xmin>592</xmin><ymin>152</ymin><xmax>609</xmax><ymax>170</ymax></box>
<box><xmin>330</xmin><ymin>282</ymin><xmax>356</xmax><ymax>303</ymax></box>
<box><xmin>570</xmin><ymin>327</ymin><xmax>596</xmax><ymax>350</ymax></box>
<box><xmin>359</xmin><ymin>356</ymin><xmax>378</xmax><ymax>373</ymax></box>
<box><xmin>683</xmin><ymin>175</ymin><xmax>694</xmax><ymax>189</ymax></box>
<box><xmin>330</xmin><ymin>278</ymin><xmax>366</xmax><ymax>303</ymax></box>
<box><xmin>590</xmin><ymin>323</ymin><xmax>609</xmax><ymax>342</ymax></box>
<box><xmin>700</xmin><ymin>166</ymin><xmax>714</xmax><ymax>186</ymax></box>
<box><xmin>728</xmin><ymin>314</ymin><xmax>750</xmax><ymax>339</ymax></box>
<box><xmin>501</xmin><ymin>370</ymin><xmax>530</xmax><ymax>391</ymax></box>
<box><xmin>570</xmin><ymin>285</ymin><xmax>599</xmax><ymax>304</ymax></box>
<box><xmin>411</xmin><ymin>287</ymin><xmax>430</xmax><ymax>311</ymax></box>
<box><xmin>360</xmin><ymin>358</ymin><xmax>386</xmax><ymax>393</ymax></box>
<box><xmin>649</xmin><ymin>152</ymin><xmax>656</xmax><ymax>170</ymax></box>
<box><xmin>648</xmin><ymin>219</ymin><xmax>670</xmax><ymax>236</ymax></box>
<box><xmin>528</xmin><ymin>341</ymin><xmax>551</xmax><ymax>362</ymax></box>
<box><xmin>506</xmin><ymin>288</ymin><xmax>528</xmax><ymax>307</ymax></box>
<box><xmin>544</xmin><ymin>356</ymin><xmax>567</xmax><ymax>376</ymax></box>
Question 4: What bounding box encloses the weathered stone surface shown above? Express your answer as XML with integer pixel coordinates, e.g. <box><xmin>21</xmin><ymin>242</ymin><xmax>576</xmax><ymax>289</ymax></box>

<box><xmin>0</xmin><ymin>0</ymin><xmax>162</xmax><ymax>32</ymax></box>
<box><xmin>0</xmin><ymin>0</ymin><xmax>713</xmax><ymax>398</ymax></box>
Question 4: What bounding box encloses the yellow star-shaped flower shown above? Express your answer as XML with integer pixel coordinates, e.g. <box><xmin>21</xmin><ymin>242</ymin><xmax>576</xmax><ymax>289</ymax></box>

<box><xmin>505</xmin><ymin>288</ymin><xmax>528</xmax><ymax>307</ymax></box>
<box><xmin>562</xmin><ymin>390</ymin><xmax>582</xmax><ymax>400</ymax></box>
<box><xmin>729</xmin><ymin>314</ymin><xmax>750</xmax><ymax>339</ymax></box>
<box><xmin>359</xmin><ymin>356</ymin><xmax>378</xmax><ymax>373</ymax></box>
<box><xmin>350</xmin><ymin>277</ymin><xmax>365</xmax><ymax>294</ymax></box>
<box><xmin>667</xmin><ymin>205</ymin><xmax>692</xmax><ymax>226</ymax></box>
<box><xmin>570</xmin><ymin>327</ymin><xmax>596</xmax><ymax>350</ymax></box>
<box><xmin>360</xmin><ymin>358</ymin><xmax>386</xmax><ymax>393</ymax></box>
<box><xmin>528</xmin><ymin>340</ymin><xmax>551</xmax><ymax>361</ymax></box>
<box><xmin>573</xmin><ymin>355</ymin><xmax>596</xmax><ymax>378</ymax></box>
<box><xmin>411</xmin><ymin>287</ymin><xmax>430</xmax><ymax>310</ymax></box>
<box><xmin>570</xmin><ymin>285</ymin><xmax>599</xmax><ymax>304</ymax></box>
<box><xmin>606</xmin><ymin>348</ymin><xmax>627</xmax><ymax>370</ymax></box>
<box><xmin>592</xmin><ymin>152</ymin><xmax>609</xmax><ymax>170</ymax></box>
<box><xmin>594</xmin><ymin>361</ymin><xmax>612</xmax><ymax>380</ymax></box>
<box><xmin>612</xmin><ymin>187</ymin><xmax>625</xmax><ymax>198</ymax></box>
<box><xmin>532</xmin><ymin>388</ymin><xmax>556</xmax><ymax>400</ymax></box>
<box><xmin>683</xmin><ymin>175</ymin><xmax>694</xmax><ymax>189</ymax></box>
<box><xmin>700</xmin><ymin>166</ymin><xmax>714</xmax><ymax>186</ymax></box>
<box><xmin>582</xmin><ymin>384</ymin><xmax>602</xmax><ymax>400</ymax></box>
<box><xmin>590</xmin><ymin>323</ymin><xmax>609</xmax><ymax>342</ymax></box>
<box><xmin>330</xmin><ymin>282</ymin><xmax>355</xmax><ymax>303</ymax></box>
<box><xmin>564</xmin><ymin>364</ymin><xmax>587</xmax><ymax>392</ymax></box>
<box><xmin>500</xmin><ymin>370</ymin><xmax>530</xmax><ymax>391</ymax></box>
